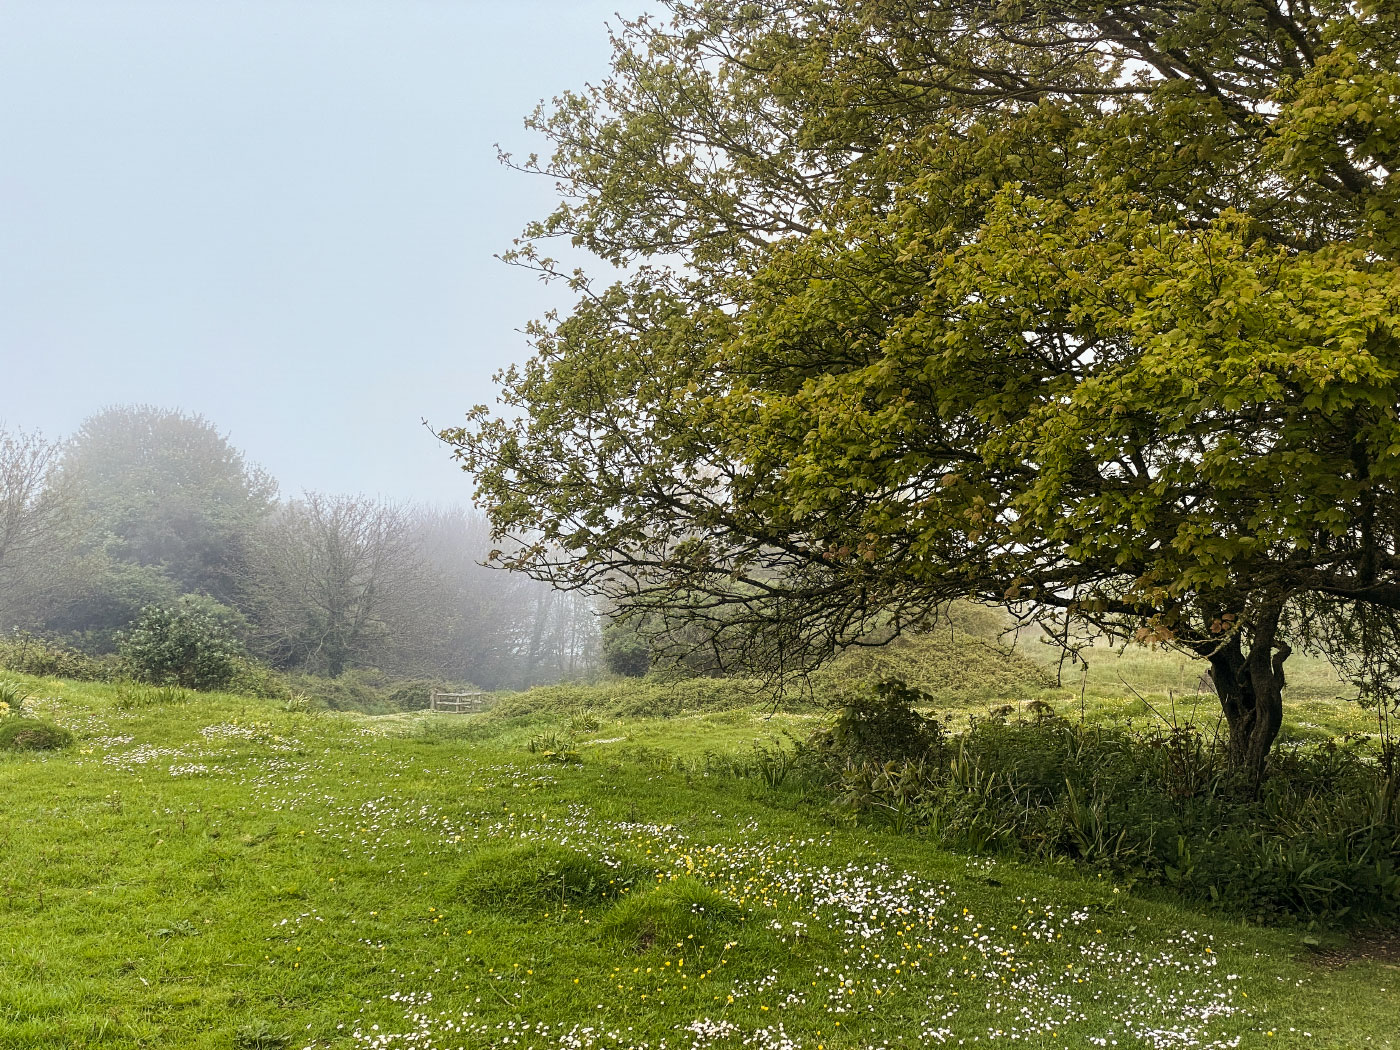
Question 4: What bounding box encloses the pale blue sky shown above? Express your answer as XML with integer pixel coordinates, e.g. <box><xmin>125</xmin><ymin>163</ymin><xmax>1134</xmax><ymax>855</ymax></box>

<box><xmin>0</xmin><ymin>0</ymin><xmax>634</xmax><ymax>501</ymax></box>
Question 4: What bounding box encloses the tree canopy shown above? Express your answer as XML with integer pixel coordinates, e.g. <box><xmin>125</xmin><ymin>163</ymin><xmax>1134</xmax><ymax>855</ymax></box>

<box><xmin>61</xmin><ymin>405</ymin><xmax>277</xmax><ymax>603</ymax></box>
<box><xmin>444</xmin><ymin>0</ymin><xmax>1400</xmax><ymax>776</ymax></box>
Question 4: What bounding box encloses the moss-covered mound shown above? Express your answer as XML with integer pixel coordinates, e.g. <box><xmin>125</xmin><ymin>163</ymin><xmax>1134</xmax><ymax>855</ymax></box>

<box><xmin>600</xmin><ymin>876</ymin><xmax>744</xmax><ymax>952</ymax></box>
<box><xmin>457</xmin><ymin>841</ymin><xmax>649</xmax><ymax>912</ymax></box>
<box><xmin>0</xmin><ymin>718</ymin><xmax>74</xmax><ymax>752</ymax></box>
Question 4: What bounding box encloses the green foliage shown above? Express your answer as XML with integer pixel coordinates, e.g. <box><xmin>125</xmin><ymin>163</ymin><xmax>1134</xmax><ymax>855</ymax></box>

<box><xmin>567</xmin><ymin>709</ymin><xmax>601</xmax><ymax>734</ymax></box>
<box><xmin>0</xmin><ymin>680</ymin><xmax>30</xmax><ymax>716</ymax></box>
<box><xmin>35</xmin><ymin>559</ymin><xmax>182</xmax><ymax>650</ymax></box>
<box><xmin>488</xmin><ymin>677</ymin><xmax>770</xmax><ymax>726</ymax></box>
<box><xmin>383</xmin><ymin>678</ymin><xmax>477</xmax><ymax>711</ymax></box>
<box><xmin>0</xmin><ymin>717</ymin><xmax>73</xmax><ymax>752</ymax></box>
<box><xmin>456</xmin><ymin>842</ymin><xmax>648</xmax><ymax>913</ymax></box>
<box><xmin>811</xmin><ymin>619</ymin><xmax>1052</xmax><ymax>705</ymax></box>
<box><xmin>118</xmin><ymin>599</ymin><xmax>243</xmax><ymax>691</ymax></box>
<box><xmin>232</xmin><ymin>1021</ymin><xmax>289</xmax><ymax>1050</ymax></box>
<box><xmin>112</xmin><ymin>683</ymin><xmax>190</xmax><ymax>711</ymax></box>
<box><xmin>813</xmin><ymin>680</ymin><xmax>946</xmax><ymax>766</ymax></box>
<box><xmin>280</xmin><ymin>693</ymin><xmax>312</xmax><ymax>714</ymax></box>
<box><xmin>224</xmin><ymin>658</ymin><xmax>292</xmax><ymax>701</ymax></box>
<box><xmin>279</xmin><ymin>669</ymin><xmax>396</xmax><ymax>713</ymax></box>
<box><xmin>59</xmin><ymin>405</ymin><xmax>276</xmax><ymax>602</ymax></box>
<box><xmin>278</xmin><ymin>670</ymin><xmax>477</xmax><ymax>714</ymax></box>
<box><xmin>446</xmin><ymin>0</ymin><xmax>1400</xmax><ymax>774</ymax></box>
<box><xmin>810</xmin><ymin>705</ymin><xmax>1400</xmax><ymax>924</ymax></box>
<box><xmin>602</xmin><ymin>619</ymin><xmax>650</xmax><ymax>677</ymax></box>
<box><xmin>0</xmin><ymin>630</ymin><xmax>121</xmax><ymax>682</ymax></box>
<box><xmin>526</xmin><ymin>729</ymin><xmax>582</xmax><ymax>764</ymax></box>
<box><xmin>601</xmin><ymin>876</ymin><xmax>744</xmax><ymax>952</ymax></box>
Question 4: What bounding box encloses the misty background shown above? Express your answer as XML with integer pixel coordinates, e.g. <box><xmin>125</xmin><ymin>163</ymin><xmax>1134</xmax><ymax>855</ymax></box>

<box><xmin>1</xmin><ymin>0</ymin><xmax>630</xmax><ymax>502</ymax></box>
<box><xmin>0</xmin><ymin>1</ymin><xmax>654</xmax><ymax>697</ymax></box>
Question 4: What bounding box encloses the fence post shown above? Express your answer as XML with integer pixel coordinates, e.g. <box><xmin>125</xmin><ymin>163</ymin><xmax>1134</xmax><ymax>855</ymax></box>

<box><xmin>430</xmin><ymin>691</ymin><xmax>438</xmax><ymax>712</ymax></box>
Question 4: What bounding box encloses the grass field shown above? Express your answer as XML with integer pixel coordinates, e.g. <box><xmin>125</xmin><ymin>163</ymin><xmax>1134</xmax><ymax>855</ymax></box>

<box><xmin>2</xmin><ymin>668</ymin><xmax>1397</xmax><ymax>1050</ymax></box>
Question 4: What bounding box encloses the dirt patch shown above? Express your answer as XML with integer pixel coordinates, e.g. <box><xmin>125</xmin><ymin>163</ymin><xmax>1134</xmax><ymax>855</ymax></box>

<box><xmin>1308</xmin><ymin>931</ymin><xmax>1400</xmax><ymax>970</ymax></box>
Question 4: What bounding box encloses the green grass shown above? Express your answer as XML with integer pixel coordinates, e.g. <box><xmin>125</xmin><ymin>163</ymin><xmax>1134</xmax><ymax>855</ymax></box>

<box><xmin>0</xmin><ymin>671</ymin><xmax>1395</xmax><ymax>1049</ymax></box>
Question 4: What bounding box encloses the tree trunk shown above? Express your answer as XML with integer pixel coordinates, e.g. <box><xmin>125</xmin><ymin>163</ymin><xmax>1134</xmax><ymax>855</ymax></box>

<box><xmin>1204</xmin><ymin>613</ymin><xmax>1291</xmax><ymax>783</ymax></box>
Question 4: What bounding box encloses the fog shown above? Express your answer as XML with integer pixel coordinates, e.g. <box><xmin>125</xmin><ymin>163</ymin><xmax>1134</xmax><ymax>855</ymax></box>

<box><xmin>0</xmin><ymin>0</ymin><xmax>630</xmax><ymax>502</ymax></box>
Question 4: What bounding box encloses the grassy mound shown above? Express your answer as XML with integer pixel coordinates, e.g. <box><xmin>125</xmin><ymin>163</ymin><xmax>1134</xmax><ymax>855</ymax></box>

<box><xmin>0</xmin><ymin>718</ymin><xmax>74</xmax><ymax>751</ymax></box>
<box><xmin>601</xmin><ymin>876</ymin><xmax>744</xmax><ymax>952</ymax></box>
<box><xmin>488</xmin><ymin>677</ymin><xmax>770</xmax><ymax>723</ymax></box>
<box><xmin>813</xmin><ymin>635</ymin><xmax>1051</xmax><ymax>706</ymax></box>
<box><xmin>456</xmin><ymin>841</ymin><xmax>649</xmax><ymax>912</ymax></box>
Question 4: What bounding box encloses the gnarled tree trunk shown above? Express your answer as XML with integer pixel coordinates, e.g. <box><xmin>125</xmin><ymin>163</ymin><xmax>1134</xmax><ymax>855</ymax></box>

<box><xmin>1203</xmin><ymin>609</ymin><xmax>1292</xmax><ymax>783</ymax></box>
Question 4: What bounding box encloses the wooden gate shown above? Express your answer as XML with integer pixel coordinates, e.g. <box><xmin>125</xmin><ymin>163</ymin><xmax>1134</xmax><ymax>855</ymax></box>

<box><xmin>428</xmin><ymin>691</ymin><xmax>488</xmax><ymax>713</ymax></box>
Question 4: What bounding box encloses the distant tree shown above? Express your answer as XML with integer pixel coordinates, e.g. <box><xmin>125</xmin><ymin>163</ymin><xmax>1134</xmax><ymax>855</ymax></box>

<box><xmin>598</xmin><ymin>602</ymin><xmax>738</xmax><ymax>678</ymax></box>
<box><xmin>446</xmin><ymin>0</ymin><xmax>1400</xmax><ymax>779</ymax></box>
<box><xmin>407</xmin><ymin>506</ymin><xmax>601</xmax><ymax>688</ymax></box>
<box><xmin>244</xmin><ymin>494</ymin><xmax>426</xmax><ymax>676</ymax></box>
<box><xmin>37</xmin><ymin>558</ymin><xmax>181</xmax><ymax>649</ymax></box>
<box><xmin>61</xmin><ymin>405</ymin><xmax>276</xmax><ymax>604</ymax></box>
<box><xmin>409</xmin><ymin>506</ymin><xmax>539</xmax><ymax>687</ymax></box>
<box><xmin>0</xmin><ymin>425</ymin><xmax>78</xmax><ymax>625</ymax></box>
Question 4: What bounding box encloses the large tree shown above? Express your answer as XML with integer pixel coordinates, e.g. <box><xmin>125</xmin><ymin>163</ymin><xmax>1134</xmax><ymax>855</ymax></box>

<box><xmin>244</xmin><ymin>493</ymin><xmax>429</xmax><ymax>676</ymax></box>
<box><xmin>61</xmin><ymin>405</ymin><xmax>277</xmax><ymax>604</ymax></box>
<box><xmin>444</xmin><ymin>0</ymin><xmax>1400</xmax><ymax>777</ymax></box>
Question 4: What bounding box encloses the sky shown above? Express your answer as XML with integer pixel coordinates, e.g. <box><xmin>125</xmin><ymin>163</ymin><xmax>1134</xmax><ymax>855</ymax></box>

<box><xmin>0</xmin><ymin>0</ymin><xmax>638</xmax><ymax>503</ymax></box>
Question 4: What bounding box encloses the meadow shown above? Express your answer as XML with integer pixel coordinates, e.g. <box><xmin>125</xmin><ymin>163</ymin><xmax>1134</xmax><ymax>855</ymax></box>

<box><xmin>1</xmin><ymin>659</ymin><xmax>1397</xmax><ymax>1050</ymax></box>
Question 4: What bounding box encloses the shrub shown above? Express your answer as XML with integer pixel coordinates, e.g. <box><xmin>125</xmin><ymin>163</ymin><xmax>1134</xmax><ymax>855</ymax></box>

<box><xmin>0</xmin><ymin>680</ymin><xmax>30</xmax><ymax>716</ymax></box>
<box><xmin>602</xmin><ymin>621</ymin><xmax>651</xmax><ymax>677</ymax></box>
<box><xmin>526</xmin><ymin>729</ymin><xmax>582</xmax><ymax>764</ymax></box>
<box><xmin>0</xmin><ymin>718</ymin><xmax>73</xmax><ymax>751</ymax></box>
<box><xmin>225</xmin><ymin>658</ymin><xmax>292</xmax><ymax>700</ymax></box>
<box><xmin>811</xmin><ymin>679</ymin><xmax>945</xmax><ymax>766</ymax></box>
<box><xmin>280</xmin><ymin>669</ymin><xmax>392</xmax><ymax>712</ymax></box>
<box><xmin>804</xmin><ymin>697</ymin><xmax>1400</xmax><ymax>925</ymax></box>
<box><xmin>118</xmin><ymin>599</ymin><xmax>243</xmax><ymax>690</ymax></box>
<box><xmin>0</xmin><ymin>630</ymin><xmax>120</xmax><ymax>682</ymax></box>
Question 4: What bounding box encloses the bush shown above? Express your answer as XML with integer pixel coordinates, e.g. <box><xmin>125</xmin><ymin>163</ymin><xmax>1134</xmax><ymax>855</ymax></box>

<box><xmin>810</xmin><ymin>679</ymin><xmax>946</xmax><ymax>766</ymax></box>
<box><xmin>0</xmin><ymin>630</ymin><xmax>120</xmax><ymax>682</ymax></box>
<box><xmin>602</xmin><ymin>621</ymin><xmax>651</xmax><ymax>677</ymax></box>
<box><xmin>526</xmin><ymin>729</ymin><xmax>582</xmax><ymax>764</ymax></box>
<box><xmin>225</xmin><ymin>658</ymin><xmax>292</xmax><ymax>700</ymax></box>
<box><xmin>0</xmin><ymin>718</ymin><xmax>73</xmax><ymax>751</ymax></box>
<box><xmin>0</xmin><ymin>680</ymin><xmax>31</xmax><ymax>717</ymax></box>
<box><xmin>806</xmin><ymin>694</ymin><xmax>1400</xmax><ymax>924</ymax></box>
<box><xmin>280</xmin><ymin>669</ymin><xmax>392</xmax><ymax>712</ymax></box>
<box><xmin>118</xmin><ymin>599</ymin><xmax>243</xmax><ymax>690</ymax></box>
